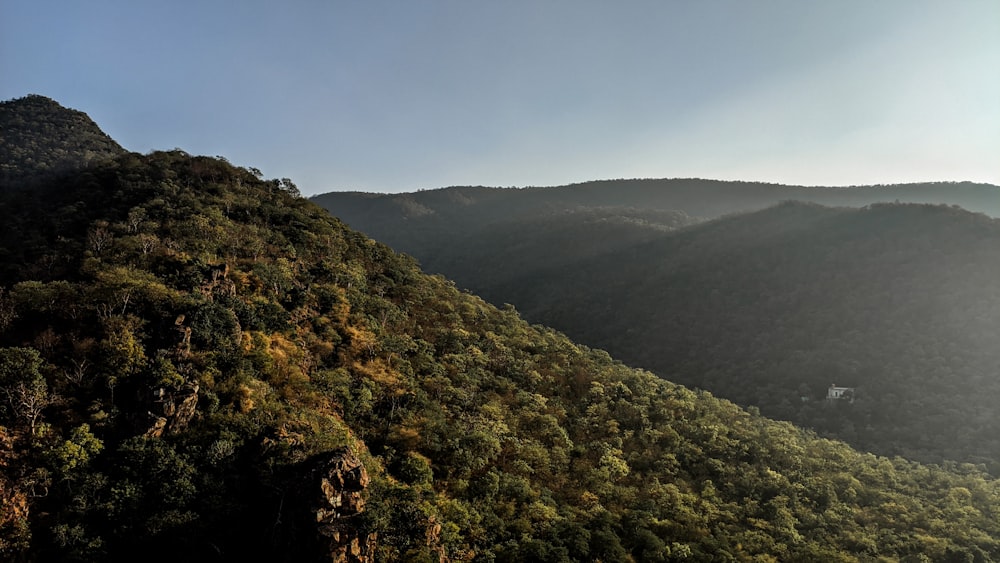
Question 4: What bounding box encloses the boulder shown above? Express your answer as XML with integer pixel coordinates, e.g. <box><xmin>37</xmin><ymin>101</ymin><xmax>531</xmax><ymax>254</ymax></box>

<box><xmin>308</xmin><ymin>448</ymin><xmax>377</xmax><ymax>563</ymax></box>
<box><xmin>144</xmin><ymin>382</ymin><xmax>198</xmax><ymax>437</ymax></box>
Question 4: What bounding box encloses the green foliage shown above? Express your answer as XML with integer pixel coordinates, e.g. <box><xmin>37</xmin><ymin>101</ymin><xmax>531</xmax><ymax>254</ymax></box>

<box><xmin>2</xmin><ymin>100</ymin><xmax>1000</xmax><ymax>561</ymax></box>
<box><xmin>0</xmin><ymin>95</ymin><xmax>125</xmax><ymax>189</ymax></box>
<box><xmin>329</xmin><ymin>187</ymin><xmax>1000</xmax><ymax>472</ymax></box>
<box><xmin>0</xmin><ymin>347</ymin><xmax>50</xmax><ymax>433</ymax></box>
<box><xmin>396</xmin><ymin>451</ymin><xmax>434</xmax><ymax>486</ymax></box>
<box><xmin>47</xmin><ymin>424</ymin><xmax>103</xmax><ymax>478</ymax></box>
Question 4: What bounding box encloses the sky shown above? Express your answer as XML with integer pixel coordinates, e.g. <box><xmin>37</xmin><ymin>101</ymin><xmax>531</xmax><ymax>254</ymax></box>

<box><xmin>2</xmin><ymin>1</ymin><xmax>998</xmax><ymax>196</ymax></box>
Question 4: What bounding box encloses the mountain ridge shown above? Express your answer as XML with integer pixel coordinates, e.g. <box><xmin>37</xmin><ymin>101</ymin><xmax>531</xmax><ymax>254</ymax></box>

<box><xmin>311</xmin><ymin>179</ymin><xmax>1000</xmax><ymax>299</ymax></box>
<box><xmin>313</xmin><ymin>178</ymin><xmax>1000</xmax><ymax>227</ymax></box>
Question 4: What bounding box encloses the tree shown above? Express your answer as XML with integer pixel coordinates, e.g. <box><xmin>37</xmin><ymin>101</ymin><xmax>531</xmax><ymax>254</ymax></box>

<box><xmin>279</xmin><ymin>178</ymin><xmax>300</xmax><ymax>198</ymax></box>
<box><xmin>0</xmin><ymin>347</ymin><xmax>51</xmax><ymax>434</ymax></box>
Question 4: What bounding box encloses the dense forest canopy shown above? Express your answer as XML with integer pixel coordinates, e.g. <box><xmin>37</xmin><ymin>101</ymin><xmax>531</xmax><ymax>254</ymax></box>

<box><xmin>2</xmin><ymin>97</ymin><xmax>1000</xmax><ymax>562</ymax></box>
<box><xmin>314</xmin><ymin>178</ymin><xmax>1000</xmax><ymax>473</ymax></box>
<box><xmin>466</xmin><ymin>202</ymin><xmax>1000</xmax><ymax>468</ymax></box>
<box><xmin>0</xmin><ymin>95</ymin><xmax>125</xmax><ymax>190</ymax></box>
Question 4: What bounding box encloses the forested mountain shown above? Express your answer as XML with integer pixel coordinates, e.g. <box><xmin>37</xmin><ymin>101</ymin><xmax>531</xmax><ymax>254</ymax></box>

<box><xmin>484</xmin><ymin>201</ymin><xmax>1000</xmax><ymax>465</ymax></box>
<box><xmin>3</xmin><ymin>98</ymin><xmax>1000</xmax><ymax>562</ymax></box>
<box><xmin>325</xmin><ymin>187</ymin><xmax>1000</xmax><ymax>471</ymax></box>
<box><xmin>412</xmin><ymin>207</ymin><xmax>698</xmax><ymax>294</ymax></box>
<box><xmin>0</xmin><ymin>95</ymin><xmax>125</xmax><ymax>190</ymax></box>
<box><xmin>312</xmin><ymin>179</ymin><xmax>1000</xmax><ymax>230</ymax></box>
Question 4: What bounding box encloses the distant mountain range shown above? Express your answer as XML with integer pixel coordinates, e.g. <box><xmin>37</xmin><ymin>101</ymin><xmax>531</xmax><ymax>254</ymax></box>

<box><xmin>312</xmin><ymin>178</ymin><xmax>1000</xmax><ymax>267</ymax></box>
<box><xmin>313</xmin><ymin>180</ymin><xmax>1000</xmax><ymax>470</ymax></box>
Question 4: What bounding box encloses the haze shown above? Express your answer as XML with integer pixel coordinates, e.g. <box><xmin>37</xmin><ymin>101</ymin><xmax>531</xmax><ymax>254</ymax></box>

<box><xmin>3</xmin><ymin>0</ymin><xmax>997</xmax><ymax>195</ymax></box>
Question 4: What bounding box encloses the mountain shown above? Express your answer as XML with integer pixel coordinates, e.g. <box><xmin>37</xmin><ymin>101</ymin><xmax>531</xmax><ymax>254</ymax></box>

<box><xmin>482</xmin><ymin>201</ymin><xmax>1000</xmax><ymax>464</ymax></box>
<box><xmin>412</xmin><ymin>206</ymin><xmax>698</xmax><ymax>294</ymax></box>
<box><xmin>311</xmin><ymin>179</ymin><xmax>1000</xmax><ymax>276</ymax></box>
<box><xmin>322</xmin><ymin>186</ymin><xmax>1000</xmax><ymax>470</ymax></box>
<box><xmin>310</xmin><ymin>183</ymin><xmax>1000</xmax><ymax>356</ymax></box>
<box><xmin>2</xmin><ymin>98</ymin><xmax>1000</xmax><ymax>562</ymax></box>
<box><xmin>313</xmin><ymin>179</ymin><xmax>1000</xmax><ymax>228</ymax></box>
<box><xmin>0</xmin><ymin>95</ymin><xmax>126</xmax><ymax>189</ymax></box>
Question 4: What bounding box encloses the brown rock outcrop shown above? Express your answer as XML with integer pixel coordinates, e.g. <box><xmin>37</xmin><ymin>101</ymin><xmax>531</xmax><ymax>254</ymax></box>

<box><xmin>308</xmin><ymin>448</ymin><xmax>377</xmax><ymax>563</ymax></box>
<box><xmin>144</xmin><ymin>382</ymin><xmax>198</xmax><ymax>438</ymax></box>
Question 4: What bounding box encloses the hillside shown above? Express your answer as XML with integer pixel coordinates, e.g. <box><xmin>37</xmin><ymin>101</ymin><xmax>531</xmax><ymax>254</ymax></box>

<box><xmin>348</xmin><ymin>195</ymin><xmax>1000</xmax><ymax>471</ymax></box>
<box><xmin>418</xmin><ymin>206</ymin><xmax>697</xmax><ymax>293</ymax></box>
<box><xmin>0</xmin><ymin>95</ymin><xmax>126</xmax><ymax>189</ymax></box>
<box><xmin>311</xmin><ymin>179</ymin><xmax>1000</xmax><ymax>276</ymax></box>
<box><xmin>2</xmin><ymin>98</ymin><xmax>1000</xmax><ymax>562</ymax></box>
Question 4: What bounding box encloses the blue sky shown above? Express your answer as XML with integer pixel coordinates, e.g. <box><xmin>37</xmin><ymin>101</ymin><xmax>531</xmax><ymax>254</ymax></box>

<box><xmin>3</xmin><ymin>1</ymin><xmax>998</xmax><ymax>195</ymax></box>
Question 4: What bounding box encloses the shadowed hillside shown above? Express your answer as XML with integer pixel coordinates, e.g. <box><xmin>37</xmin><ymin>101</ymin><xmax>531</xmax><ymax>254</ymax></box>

<box><xmin>355</xmin><ymin>197</ymin><xmax>1000</xmax><ymax>470</ymax></box>
<box><xmin>312</xmin><ymin>179</ymin><xmax>1000</xmax><ymax>277</ymax></box>
<box><xmin>0</xmin><ymin>95</ymin><xmax>125</xmax><ymax>189</ymax></box>
<box><xmin>313</xmin><ymin>179</ymin><xmax>1000</xmax><ymax>472</ymax></box>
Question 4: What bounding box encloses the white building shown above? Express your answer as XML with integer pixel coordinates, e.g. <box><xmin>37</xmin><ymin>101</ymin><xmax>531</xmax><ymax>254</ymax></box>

<box><xmin>827</xmin><ymin>384</ymin><xmax>854</xmax><ymax>401</ymax></box>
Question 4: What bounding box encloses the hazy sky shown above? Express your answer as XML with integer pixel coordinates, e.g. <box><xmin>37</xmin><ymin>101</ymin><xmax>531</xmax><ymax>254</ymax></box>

<box><xmin>3</xmin><ymin>1</ymin><xmax>998</xmax><ymax>195</ymax></box>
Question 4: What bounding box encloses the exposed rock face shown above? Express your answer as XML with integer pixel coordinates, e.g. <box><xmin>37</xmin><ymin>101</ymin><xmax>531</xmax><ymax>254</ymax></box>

<box><xmin>425</xmin><ymin>516</ymin><xmax>450</xmax><ymax>563</ymax></box>
<box><xmin>144</xmin><ymin>382</ymin><xmax>198</xmax><ymax>438</ymax></box>
<box><xmin>309</xmin><ymin>448</ymin><xmax>377</xmax><ymax>563</ymax></box>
